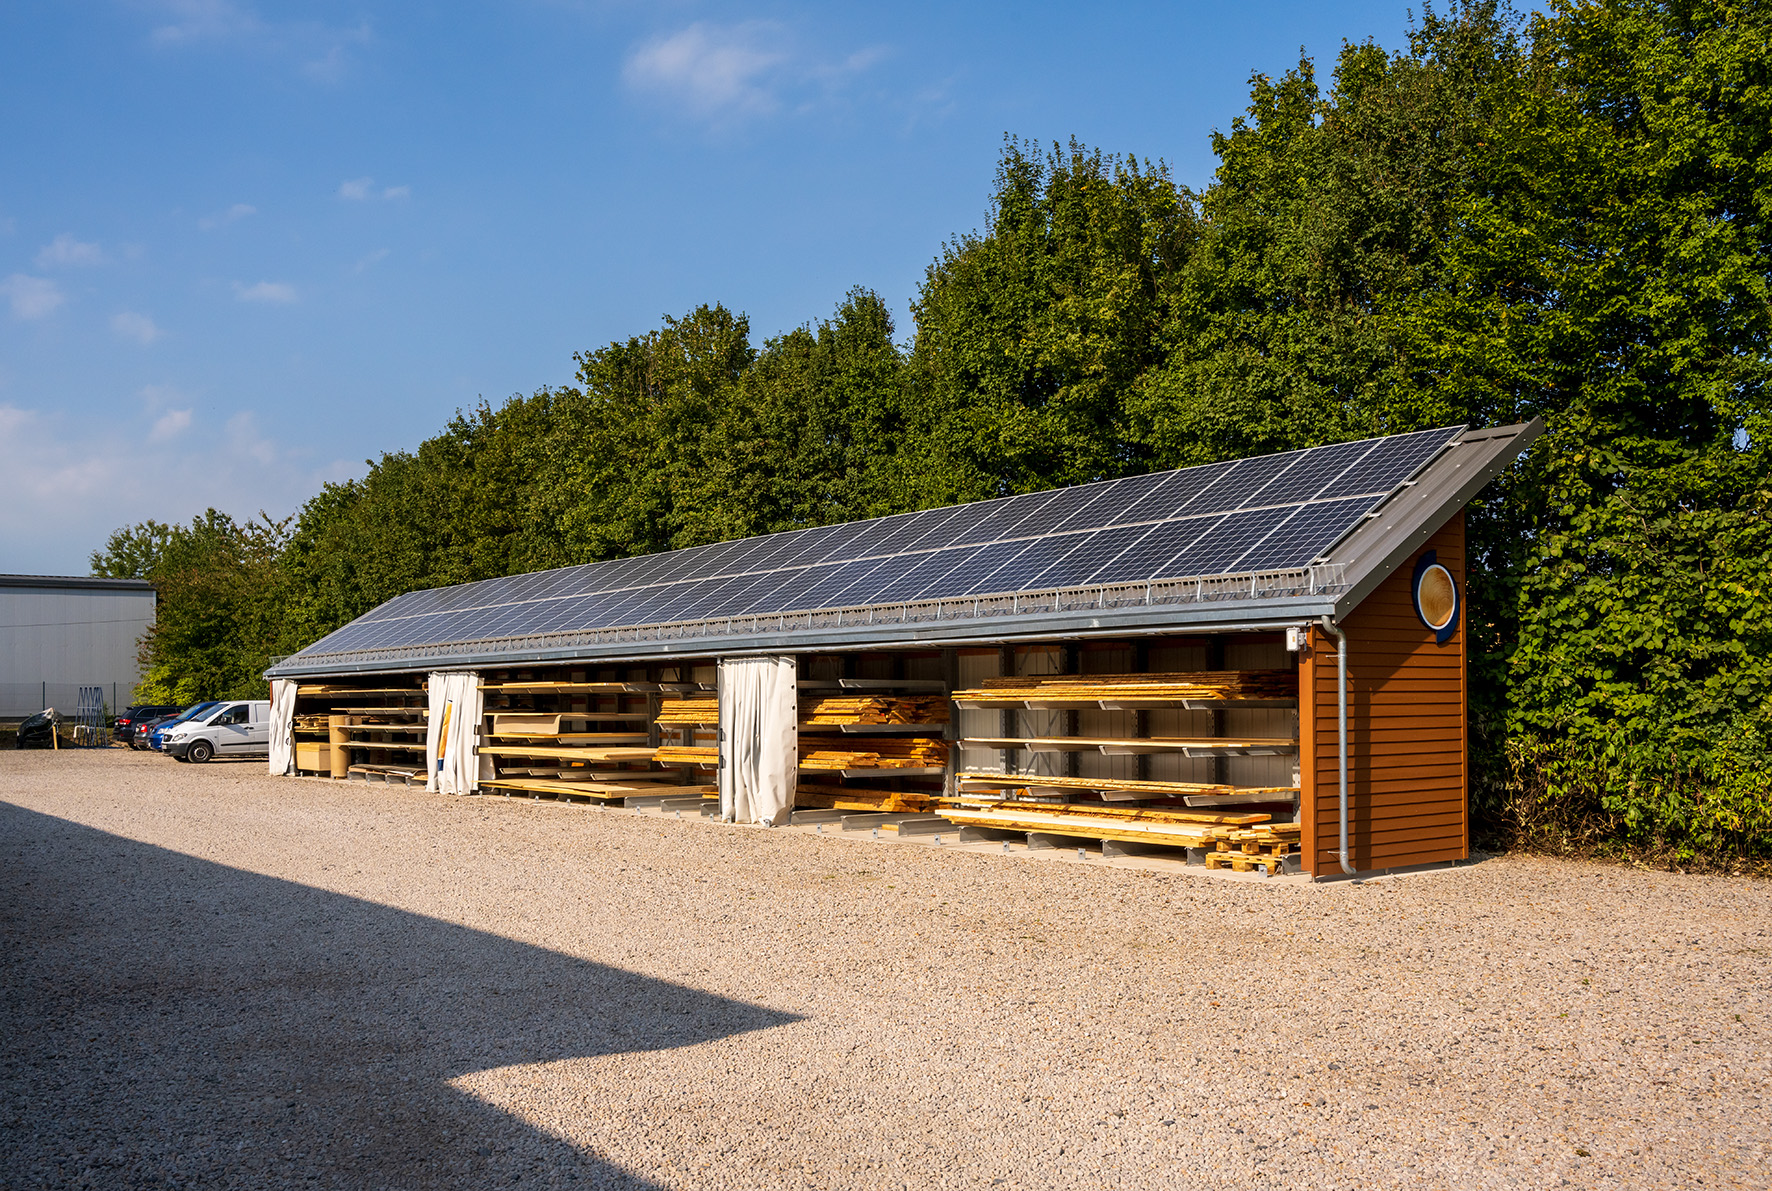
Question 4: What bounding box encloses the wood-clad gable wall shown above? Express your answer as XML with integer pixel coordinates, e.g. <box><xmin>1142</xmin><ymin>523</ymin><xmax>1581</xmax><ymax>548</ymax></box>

<box><xmin>1299</xmin><ymin>513</ymin><xmax>1467</xmax><ymax>877</ymax></box>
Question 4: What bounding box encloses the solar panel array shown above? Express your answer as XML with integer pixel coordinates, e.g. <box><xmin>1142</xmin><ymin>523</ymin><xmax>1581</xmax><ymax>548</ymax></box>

<box><xmin>292</xmin><ymin>425</ymin><xmax>1463</xmax><ymax>659</ymax></box>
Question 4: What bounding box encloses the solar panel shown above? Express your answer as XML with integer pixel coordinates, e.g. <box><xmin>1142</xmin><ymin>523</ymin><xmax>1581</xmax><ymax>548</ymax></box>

<box><xmin>1318</xmin><ymin>427</ymin><xmax>1454</xmax><ymax>499</ymax></box>
<box><xmin>868</xmin><ymin>548</ymin><xmax>972</xmax><ymax>604</ymax></box>
<box><xmin>1047</xmin><ymin>473</ymin><xmax>1167</xmax><ymax>534</ymax></box>
<box><xmin>1153</xmin><ymin>508</ymin><xmax>1284</xmax><ymax>579</ymax></box>
<box><xmin>795</xmin><ymin>556</ymin><xmax>895</xmax><ymax>610</ymax></box>
<box><xmin>950</xmin><ymin>489</ymin><xmax>1063</xmax><ymax>547</ymax></box>
<box><xmin>1105</xmin><ymin>462</ymin><xmax>1236</xmax><ymax>527</ymax></box>
<box><xmin>282</xmin><ymin>424</ymin><xmax>1467</xmax><ymax>660</ymax></box>
<box><xmin>1178</xmin><ymin>453</ymin><xmax>1304</xmax><ymax>516</ymax></box>
<box><xmin>1242</xmin><ymin>438</ymin><xmax>1374</xmax><ymax>507</ymax></box>
<box><xmin>912</xmin><ymin>499</ymin><xmax>1003</xmax><ymax>551</ymax></box>
<box><xmin>1085</xmin><ymin>517</ymin><xmax>1218</xmax><ymax>587</ymax></box>
<box><xmin>922</xmin><ymin>540</ymin><xmax>1042</xmax><ymax>599</ymax></box>
<box><xmin>740</xmin><ymin>566</ymin><xmax>828</xmax><ymax>616</ymax></box>
<box><xmin>1017</xmin><ymin>524</ymin><xmax>1152</xmax><ymax>591</ymax></box>
<box><xmin>1233</xmin><ymin>495</ymin><xmax>1378</xmax><ymax>571</ymax></box>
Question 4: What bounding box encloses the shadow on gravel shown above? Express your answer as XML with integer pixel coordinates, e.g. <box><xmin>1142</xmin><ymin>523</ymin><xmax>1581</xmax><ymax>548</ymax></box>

<box><xmin>0</xmin><ymin>801</ymin><xmax>799</xmax><ymax>1190</ymax></box>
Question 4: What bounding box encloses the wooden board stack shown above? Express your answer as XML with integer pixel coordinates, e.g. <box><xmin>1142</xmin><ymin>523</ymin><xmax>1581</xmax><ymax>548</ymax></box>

<box><xmin>938</xmin><ymin>799</ymin><xmax>1302</xmax><ymax>872</ymax></box>
<box><xmin>799</xmin><ymin>695</ymin><xmax>949</xmax><ymax>725</ymax></box>
<box><xmin>956</xmin><ymin>772</ymin><xmax>1247</xmax><ymax>799</ymax></box>
<box><xmin>655</xmin><ymin>744</ymin><xmax>718</xmax><ymax>766</ymax></box>
<box><xmin>951</xmin><ymin>670</ymin><xmax>1298</xmax><ymax>704</ymax></box>
<box><xmin>656</xmin><ymin>697</ymin><xmax>719</xmax><ymax>725</ymax></box>
<box><xmin>799</xmin><ymin>735</ymin><xmax>949</xmax><ymax>770</ymax></box>
<box><xmin>793</xmin><ymin>782</ymin><xmax>938</xmax><ymax>813</ymax></box>
<box><xmin>1203</xmin><ymin>822</ymin><xmax>1303</xmax><ymax>874</ymax></box>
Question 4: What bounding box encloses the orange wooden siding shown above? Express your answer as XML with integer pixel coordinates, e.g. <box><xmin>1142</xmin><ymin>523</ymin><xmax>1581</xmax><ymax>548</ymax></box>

<box><xmin>1299</xmin><ymin>514</ymin><xmax>1467</xmax><ymax>877</ymax></box>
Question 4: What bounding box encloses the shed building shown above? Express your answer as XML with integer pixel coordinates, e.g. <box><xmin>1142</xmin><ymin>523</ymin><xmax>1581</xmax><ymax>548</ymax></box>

<box><xmin>0</xmin><ymin>574</ymin><xmax>156</xmax><ymax>721</ymax></box>
<box><xmin>265</xmin><ymin>419</ymin><xmax>1540</xmax><ymax>880</ymax></box>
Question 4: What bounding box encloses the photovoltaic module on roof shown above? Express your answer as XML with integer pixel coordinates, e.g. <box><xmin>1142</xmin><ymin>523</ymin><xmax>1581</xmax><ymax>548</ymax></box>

<box><xmin>289</xmin><ymin>425</ymin><xmax>1464</xmax><ymax>660</ymax></box>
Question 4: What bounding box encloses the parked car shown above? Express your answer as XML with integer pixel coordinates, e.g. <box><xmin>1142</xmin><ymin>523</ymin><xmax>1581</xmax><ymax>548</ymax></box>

<box><xmin>132</xmin><ymin>714</ymin><xmax>176</xmax><ymax>749</ymax></box>
<box><xmin>148</xmin><ymin>702</ymin><xmax>220</xmax><ymax>752</ymax></box>
<box><xmin>115</xmin><ymin>704</ymin><xmax>181</xmax><ymax>749</ymax></box>
<box><xmin>15</xmin><ymin>709</ymin><xmax>59</xmax><ymax>748</ymax></box>
<box><xmin>162</xmin><ymin>700</ymin><xmax>272</xmax><ymax>763</ymax></box>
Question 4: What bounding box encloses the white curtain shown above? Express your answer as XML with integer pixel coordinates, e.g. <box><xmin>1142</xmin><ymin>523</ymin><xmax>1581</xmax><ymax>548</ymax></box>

<box><xmin>425</xmin><ymin>671</ymin><xmax>483</xmax><ymax>796</ymax></box>
<box><xmin>268</xmin><ymin>678</ymin><xmax>298</xmax><ymax>776</ymax></box>
<box><xmin>718</xmin><ymin>656</ymin><xmax>798</xmax><ymax>826</ymax></box>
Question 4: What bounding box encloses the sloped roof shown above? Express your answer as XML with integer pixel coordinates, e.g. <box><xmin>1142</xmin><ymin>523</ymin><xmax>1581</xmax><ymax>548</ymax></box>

<box><xmin>267</xmin><ymin>420</ymin><xmax>1540</xmax><ymax>677</ymax></box>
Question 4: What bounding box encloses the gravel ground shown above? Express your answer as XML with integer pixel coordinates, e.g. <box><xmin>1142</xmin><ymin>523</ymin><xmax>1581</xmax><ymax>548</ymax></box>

<box><xmin>2</xmin><ymin>749</ymin><xmax>1768</xmax><ymax>1191</ymax></box>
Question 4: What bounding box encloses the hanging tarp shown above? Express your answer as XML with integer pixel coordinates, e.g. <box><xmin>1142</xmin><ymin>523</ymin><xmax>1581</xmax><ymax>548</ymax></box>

<box><xmin>268</xmin><ymin>678</ymin><xmax>297</xmax><ymax>776</ymax></box>
<box><xmin>426</xmin><ymin>671</ymin><xmax>483</xmax><ymax>796</ymax></box>
<box><xmin>718</xmin><ymin>656</ymin><xmax>797</xmax><ymax>826</ymax></box>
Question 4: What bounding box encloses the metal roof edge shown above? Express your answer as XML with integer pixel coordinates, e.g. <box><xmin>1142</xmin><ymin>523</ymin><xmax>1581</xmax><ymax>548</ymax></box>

<box><xmin>1327</xmin><ymin>417</ymin><xmax>1544</xmax><ymax>619</ymax></box>
<box><xmin>0</xmin><ymin>573</ymin><xmax>157</xmax><ymax>593</ymax></box>
<box><xmin>264</xmin><ymin>591</ymin><xmax>1340</xmax><ymax>678</ymax></box>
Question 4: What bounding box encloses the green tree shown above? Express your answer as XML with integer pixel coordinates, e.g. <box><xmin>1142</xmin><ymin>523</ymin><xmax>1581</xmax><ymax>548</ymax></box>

<box><xmin>906</xmin><ymin>137</ymin><xmax>1198</xmax><ymax>504</ymax></box>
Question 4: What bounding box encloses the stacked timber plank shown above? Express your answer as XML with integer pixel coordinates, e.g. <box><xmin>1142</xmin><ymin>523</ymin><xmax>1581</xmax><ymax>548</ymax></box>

<box><xmin>481</xmin><ymin>776</ymin><xmax>716</xmax><ymax>802</ymax></box>
<box><xmin>938</xmin><ymin>801</ymin><xmax>1301</xmax><ymax>872</ymax></box>
<box><xmin>954</xmin><ymin>772</ymin><xmax>1277</xmax><ymax>800</ymax></box>
<box><xmin>799</xmin><ymin>735</ymin><xmax>949</xmax><ymax>770</ymax></box>
<box><xmin>656</xmin><ymin>697</ymin><xmax>719</xmax><ymax>725</ymax></box>
<box><xmin>655</xmin><ymin>744</ymin><xmax>718</xmax><ymax>766</ymax></box>
<box><xmin>799</xmin><ymin>695</ymin><xmax>949</xmax><ymax>726</ymax></box>
<box><xmin>792</xmin><ymin>782</ymin><xmax>939</xmax><ymax>813</ymax></box>
<box><xmin>951</xmin><ymin>670</ymin><xmax>1298</xmax><ymax>705</ymax></box>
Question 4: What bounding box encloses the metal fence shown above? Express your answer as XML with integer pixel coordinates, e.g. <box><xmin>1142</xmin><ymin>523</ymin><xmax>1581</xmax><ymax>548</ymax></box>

<box><xmin>0</xmin><ymin>681</ymin><xmax>130</xmax><ymax>724</ymax></box>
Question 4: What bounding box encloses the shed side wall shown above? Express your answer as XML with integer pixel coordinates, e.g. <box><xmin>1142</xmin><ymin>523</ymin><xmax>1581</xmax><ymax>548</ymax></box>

<box><xmin>1306</xmin><ymin>513</ymin><xmax>1466</xmax><ymax>876</ymax></box>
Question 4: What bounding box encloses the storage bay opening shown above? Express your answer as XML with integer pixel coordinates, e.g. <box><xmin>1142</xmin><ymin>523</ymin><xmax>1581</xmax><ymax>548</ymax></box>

<box><xmin>266</xmin><ymin>420</ymin><xmax>1539</xmax><ymax>880</ymax></box>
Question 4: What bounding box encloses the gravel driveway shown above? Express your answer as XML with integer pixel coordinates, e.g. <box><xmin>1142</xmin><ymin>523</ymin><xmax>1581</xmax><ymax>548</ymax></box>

<box><xmin>2</xmin><ymin>749</ymin><xmax>1768</xmax><ymax>1190</ymax></box>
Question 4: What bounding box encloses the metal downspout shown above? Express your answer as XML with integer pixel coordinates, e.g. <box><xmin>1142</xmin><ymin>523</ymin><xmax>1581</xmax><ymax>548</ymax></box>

<box><xmin>1318</xmin><ymin>616</ymin><xmax>1355</xmax><ymax>875</ymax></box>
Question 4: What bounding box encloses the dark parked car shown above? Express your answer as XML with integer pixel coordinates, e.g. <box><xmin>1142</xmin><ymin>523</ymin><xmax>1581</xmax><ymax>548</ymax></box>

<box><xmin>16</xmin><ymin>709</ymin><xmax>58</xmax><ymax>748</ymax></box>
<box><xmin>133</xmin><ymin>712</ymin><xmax>184</xmax><ymax>749</ymax></box>
<box><xmin>116</xmin><ymin>704</ymin><xmax>181</xmax><ymax>749</ymax></box>
<box><xmin>149</xmin><ymin>703</ymin><xmax>219</xmax><ymax>752</ymax></box>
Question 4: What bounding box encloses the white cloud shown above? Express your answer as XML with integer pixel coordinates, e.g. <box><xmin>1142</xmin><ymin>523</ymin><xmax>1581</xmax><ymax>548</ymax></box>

<box><xmin>0</xmin><ymin>397</ymin><xmax>361</xmax><ymax>575</ymax></box>
<box><xmin>198</xmin><ymin>202</ymin><xmax>256</xmax><ymax>230</ymax></box>
<box><xmin>148</xmin><ymin>407</ymin><xmax>193</xmax><ymax>442</ymax></box>
<box><xmin>149</xmin><ymin>0</ymin><xmax>257</xmax><ymax>45</ymax></box>
<box><xmin>36</xmin><ymin>234</ymin><xmax>105</xmax><ymax>268</ymax></box>
<box><xmin>351</xmin><ymin>248</ymin><xmax>390</xmax><ymax>274</ymax></box>
<box><xmin>338</xmin><ymin>177</ymin><xmax>409</xmax><ymax>201</ymax></box>
<box><xmin>147</xmin><ymin>1</ymin><xmax>372</xmax><ymax>83</ymax></box>
<box><xmin>623</xmin><ymin>22</ymin><xmax>889</xmax><ymax>125</ymax></box>
<box><xmin>112</xmin><ymin>311</ymin><xmax>164</xmax><ymax>345</ymax></box>
<box><xmin>624</xmin><ymin>22</ymin><xmax>790</xmax><ymax>120</ymax></box>
<box><xmin>1</xmin><ymin>274</ymin><xmax>65</xmax><ymax>320</ymax></box>
<box><xmin>233</xmin><ymin>280</ymin><xmax>297</xmax><ymax>303</ymax></box>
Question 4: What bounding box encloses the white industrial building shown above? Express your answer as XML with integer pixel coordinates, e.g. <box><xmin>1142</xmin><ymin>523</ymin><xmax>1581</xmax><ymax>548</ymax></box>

<box><xmin>0</xmin><ymin>574</ymin><xmax>157</xmax><ymax>721</ymax></box>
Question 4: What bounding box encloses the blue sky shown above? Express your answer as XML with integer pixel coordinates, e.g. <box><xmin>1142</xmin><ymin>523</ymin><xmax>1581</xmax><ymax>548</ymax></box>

<box><xmin>1</xmin><ymin>0</ymin><xmax>1417</xmax><ymax>575</ymax></box>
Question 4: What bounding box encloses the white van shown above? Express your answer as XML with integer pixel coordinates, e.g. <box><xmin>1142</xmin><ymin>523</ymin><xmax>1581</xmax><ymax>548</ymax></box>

<box><xmin>163</xmin><ymin>700</ymin><xmax>272</xmax><ymax>763</ymax></box>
